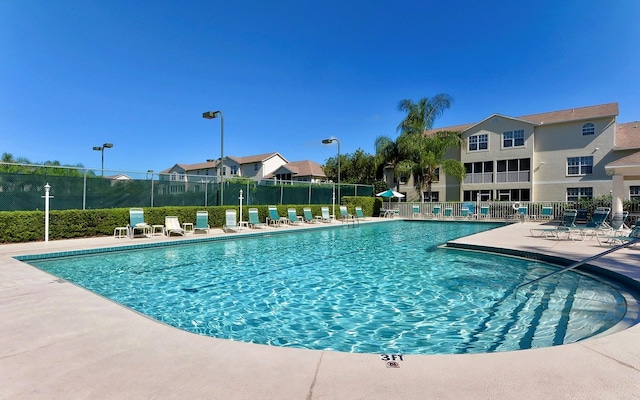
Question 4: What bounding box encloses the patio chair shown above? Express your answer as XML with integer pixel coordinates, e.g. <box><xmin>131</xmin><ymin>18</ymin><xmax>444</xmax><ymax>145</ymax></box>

<box><xmin>516</xmin><ymin>205</ymin><xmax>530</xmax><ymax>221</ymax></box>
<box><xmin>568</xmin><ymin>207</ymin><xmax>611</xmax><ymax>239</ymax></box>
<box><xmin>539</xmin><ymin>206</ymin><xmax>554</xmax><ymax>220</ymax></box>
<box><xmin>303</xmin><ymin>207</ymin><xmax>320</xmax><ymax>223</ymax></box>
<box><xmin>288</xmin><ymin>208</ymin><xmax>304</xmax><ymax>225</ymax></box>
<box><xmin>478</xmin><ymin>206</ymin><xmax>490</xmax><ymax>219</ymax></box>
<box><xmin>248</xmin><ymin>208</ymin><xmax>266</xmax><ymax>228</ymax></box>
<box><xmin>268</xmin><ymin>206</ymin><xmax>287</xmax><ymax>227</ymax></box>
<box><xmin>425</xmin><ymin>205</ymin><xmax>441</xmax><ymax>219</ymax></box>
<box><xmin>459</xmin><ymin>206</ymin><xmax>469</xmax><ymax>219</ymax></box>
<box><xmin>355</xmin><ymin>206</ymin><xmax>366</xmax><ymax>220</ymax></box>
<box><xmin>194</xmin><ymin>211</ymin><xmax>210</xmax><ymax>234</ymax></box>
<box><xmin>443</xmin><ymin>207</ymin><xmax>453</xmax><ymax>218</ymax></box>
<box><xmin>529</xmin><ymin>209</ymin><xmax>577</xmax><ymax>239</ymax></box>
<box><xmin>608</xmin><ymin>211</ymin><xmax>630</xmax><ymax>233</ymax></box>
<box><xmin>164</xmin><ymin>216</ymin><xmax>185</xmax><ymax>236</ymax></box>
<box><xmin>224</xmin><ymin>209</ymin><xmax>240</xmax><ymax>233</ymax></box>
<box><xmin>339</xmin><ymin>205</ymin><xmax>355</xmax><ymax>222</ymax></box>
<box><xmin>412</xmin><ymin>205</ymin><xmax>420</xmax><ymax>219</ymax></box>
<box><xmin>597</xmin><ymin>224</ymin><xmax>640</xmax><ymax>247</ymax></box>
<box><xmin>127</xmin><ymin>208</ymin><xmax>151</xmax><ymax>239</ymax></box>
<box><xmin>320</xmin><ymin>206</ymin><xmax>332</xmax><ymax>223</ymax></box>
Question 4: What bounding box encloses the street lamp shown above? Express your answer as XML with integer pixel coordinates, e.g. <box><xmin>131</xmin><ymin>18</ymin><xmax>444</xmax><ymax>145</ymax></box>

<box><xmin>148</xmin><ymin>170</ymin><xmax>154</xmax><ymax>207</ymax></box>
<box><xmin>92</xmin><ymin>143</ymin><xmax>113</xmax><ymax>177</ymax></box>
<box><xmin>322</xmin><ymin>137</ymin><xmax>340</xmax><ymax>218</ymax></box>
<box><xmin>202</xmin><ymin>111</ymin><xmax>224</xmax><ymax>206</ymax></box>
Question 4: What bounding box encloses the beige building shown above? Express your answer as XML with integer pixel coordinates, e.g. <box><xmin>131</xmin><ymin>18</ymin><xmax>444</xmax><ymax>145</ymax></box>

<box><xmin>392</xmin><ymin>103</ymin><xmax>640</xmax><ymax>207</ymax></box>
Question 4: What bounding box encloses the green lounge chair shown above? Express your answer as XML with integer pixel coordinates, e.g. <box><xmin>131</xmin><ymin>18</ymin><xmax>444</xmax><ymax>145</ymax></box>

<box><xmin>194</xmin><ymin>211</ymin><xmax>210</xmax><ymax>234</ymax></box>
<box><xmin>597</xmin><ymin>224</ymin><xmax>640</xmax><ymax>247</ymax></box>
<box><xmin>478</xmin><ymin>206</ymin><xmax>490</xmax><ymax>219</ymax></box>
<box><xmin>529</xmin><ymin>209</ymin><xmax>577</xmax><ymax>239</ymax></box>
<box><xmin>339</xmin><ymin>205</ymin><xmax>355</xmax><ymax>222</ymax></box>
<box><xmin>355</xmin><ymin>206</ymin><xmax>366</xmax><ymax>220</ymax></box>
<box><xmin>287</xmin><ymin>208</ymin><xmax>304</xmax><ymax>225</ymax></box>
<box><xmin>127</xmin><ymin>208</ymin><xmax>151</xmax><ymax>239</ymax></box>
<box><xmin>426</xmin><ymin>205</ymin><xmax>441</xmax><ymax>219</ymax></box>
<box><xmin>539</xmin><ymin>206</ymin><xmax>553</xmax><ymax>220</ymax></box>
<box><xmin>412</xmin><ymin>205</ymin><xmax>420</xmax><ymax>219</ymax></box>
<box><xmin>443</xmin><ymin>207</ymin><xmax>453</xmax><ymax>218</ymax></box>
<box><xmin>165</xmin><ymin>216</ymin><xmax>185</xmax><ymax>236</ymax></box>
<box><xmin>303</xmin><ymin>207</ymin><xmax>319</xmax><ymax>223</ymax></box>
<box><xmin>248</xmin><ymin>208</ymin><xmax>266</xmax><ymax>228</ymax></box>
<box><xmin>224</xmin><ymin>209</ymin><xmax>240</xmax><ymax>233</ymax></box>
<box><xmin>268</xmin><ymin>206</ymin><xmax>286</xmax><ymax>227</ymax></box>
<box><xmin>569</xmin><ymin>207</ymin><xmax>610</xmax><ymax>239</ymax></box>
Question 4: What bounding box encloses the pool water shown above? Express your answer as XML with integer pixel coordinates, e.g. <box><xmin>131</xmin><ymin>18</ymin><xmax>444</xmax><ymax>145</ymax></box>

<box><xmin>27</xmin><ymin>221</ymin><xmax>628</xmax><ymax>355</ymax></box>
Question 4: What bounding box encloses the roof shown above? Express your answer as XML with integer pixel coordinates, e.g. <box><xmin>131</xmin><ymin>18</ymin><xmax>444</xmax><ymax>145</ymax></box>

<box><xmin>159</xmin><ymin>152</ymin><xmax>288</xmax><ymax>173</ymax></box>
<box><xmin>614</xmin><ymin>121</ymin><xmax>640</xmax><ymax>150</ymax></box>
<box><xmin>265</xmin><ymin>160</ymin><xmax>326</xmax><ymax>178</ymax></box>
<box><xmin>426</xmin><ymin>102</ymin><xmax>619</xmax><ymax>134</ymax></box>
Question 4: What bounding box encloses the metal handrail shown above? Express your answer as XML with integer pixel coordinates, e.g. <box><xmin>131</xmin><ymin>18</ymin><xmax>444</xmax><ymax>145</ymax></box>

<box><xmin>515</xmin><ymin>239</ymin><xmax>639</xmax><ymax>291</ymax></box>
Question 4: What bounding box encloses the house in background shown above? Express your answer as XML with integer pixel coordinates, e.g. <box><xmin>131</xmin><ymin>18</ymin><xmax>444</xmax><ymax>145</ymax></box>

<box><xmin>389</xmin><ymin>102</ymin><xmax>640</xmax><ymax>207</ymax></box>
<box><xmin>267</xmin><ymin>160</ymin><xmax>326</xmax><ymax>183</ymax></box>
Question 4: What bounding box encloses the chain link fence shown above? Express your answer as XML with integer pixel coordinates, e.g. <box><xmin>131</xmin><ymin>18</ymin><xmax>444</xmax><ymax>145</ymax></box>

<box><xmin>0</xmin><ymin>163</ymin><xmax>374</xmax><ymax>211</ymax></box>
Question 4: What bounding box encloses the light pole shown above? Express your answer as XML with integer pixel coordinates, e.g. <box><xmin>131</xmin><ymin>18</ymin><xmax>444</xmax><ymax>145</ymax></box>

<box><xmin>92</xmin><ymin>143</ymin><xmax>113</xmax><ymax>177</ymax></box>
<box><xmin>322</xmin><ymin>137</ymin><xmax>340</xmax><ymax>217</ymax></box>
<box><xmin>202</xmin><ymin>111</ymin><xmax>224</xmax><ymax>205</ymax></box>
<box><xmin>148</xmin><ymin>170</ymin><xmax>154</xmax><ymax>207</ymax></box>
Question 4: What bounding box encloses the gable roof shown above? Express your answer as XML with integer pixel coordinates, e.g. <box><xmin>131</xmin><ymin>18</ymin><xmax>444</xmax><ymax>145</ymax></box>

<box><xmin>159</xmin><ymin>152</ymin><xmax>288</xmax><ymax>173</ymax></box>
<box><xmin>266</xmin><ymin>160</ymin><xmax>326</xmax><ymax>178</ymax></box>
<box><xmin>426</xmin><ymin>102</ymin><xmax>619</xmax><ymax>134</ymax></box>
<box><xmin>614</xmin><ymin>121</ymin><xmax>640</xmax><ymax>150</ymax></box>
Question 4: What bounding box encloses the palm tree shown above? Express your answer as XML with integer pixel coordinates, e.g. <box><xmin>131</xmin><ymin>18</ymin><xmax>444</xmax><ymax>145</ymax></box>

<box><xmin>395</xmin><ymin>94</ymin><xmax>466</xmax><ymax>201</ymax></box>
<box><xmin>374</xmin><ymin>135</ymin><xmax>403</xmax><ymax>191</ymax></box>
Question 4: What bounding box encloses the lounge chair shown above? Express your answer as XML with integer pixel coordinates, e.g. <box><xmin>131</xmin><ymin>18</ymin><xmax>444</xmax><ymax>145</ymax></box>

<box><xmin>268</xmin><ymin>206</ymin><xmax>287</xmax><ymax>227</ymax></box>
<box><xmin>303</xmin><ymin>207</ymin><xmax>319</xmax><ymax>223</ymax></box>
<box><xmin>320</xmin><ymin>206</ymin><xmax>332</xmax><ymax>223</ymax></box>
<box><xmin>339</xmin><ymin>205</ymin><xmax>355</xmax><ymax>222</ymax></box>
<box><xmin>127</xmin><ymin>208</ymin><xmax>151</xmax><ymax>239</ymax></box>
<box><xmin>459</xmin><ymin>207</ymin><xmax>469</xmax><ymax>219</ymax></box>
<box><xmin>412</xmin><ymin>205</ymin><xmax>420</xmax><ymax>219</ymax></box>
<box><xmin>568</xmin><ymin>207</ymin><xmax>611</xmax><ymax>239</ymax></box>
<box><xmin>194</xmin><ymin>211</ymin><xmax>210</xmax><ymax>234</ymax></box>
<box><xmin>287</xmin><ymin>208</ymin><xmax>304</xmax><ymax>225</ymax></box>
<box><xmin>529</xmin><ymin>209</ymin><xmax>577</xmax><ymax>239</ymax></box>
<box><xmin>516</xmin><ymin>205</ymin><xmax>529</xmax><ymax>221</ymax></box>
<box><xmin>248</xmin><ymin>208</ymin><xmax>267</xmax><ymax>228</ymax></box>
<box><xmin>164</xmin><ymin>216</ymin><xmax>185</xmax><ymax>236</ymax></box>
<box><xmin>597</xmin><ymin>224</ymin><xmax>640</xmax><ymax>247</ymax></box>
<box><xmin>355</xmin><ymin>206</ymin><xmax>366</xmax><ymax>220</ymax></box>
<box><xmin>608</xmin><ymin>211</ymin><xmax>630</xmax><ymax>233</ymax></box>
<box><xmin>224</xmin><ymin>209</ymin><xmax>240</xmax><ymax>233</ymax></box>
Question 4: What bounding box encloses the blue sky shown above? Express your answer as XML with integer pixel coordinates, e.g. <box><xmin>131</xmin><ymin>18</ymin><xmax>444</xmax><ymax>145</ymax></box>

<box><xmin>1</xmin><ymin>0</ymin><xmax>639</xmax><ymax>176</ymax></box>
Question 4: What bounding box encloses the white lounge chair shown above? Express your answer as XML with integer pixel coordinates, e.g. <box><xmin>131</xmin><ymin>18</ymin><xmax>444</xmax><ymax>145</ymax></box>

<box><xmin>224</xmin><ymin>209</ymin><xmax>240</xmax><ymax>232</ymax></box>
<box><xmin>164</xmin><ymin>216</ymin><xmax>185</xmax><ymax>236</ymax></box>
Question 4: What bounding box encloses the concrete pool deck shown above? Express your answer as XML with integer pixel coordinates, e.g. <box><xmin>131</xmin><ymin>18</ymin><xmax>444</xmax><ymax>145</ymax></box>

<box><xmin>1</xmin><ymin>219</ymin><xmax>639</xmax><ymax>399</ymax></box>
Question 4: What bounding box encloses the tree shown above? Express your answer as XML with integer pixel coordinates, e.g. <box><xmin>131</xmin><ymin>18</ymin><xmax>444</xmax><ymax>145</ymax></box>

<box><xmin>374</xmin><ymin>135</ymin><xmax>403</xmax><ymax>191</ymax></box>
<box><xmin>395</xmin><ymin>94</ymin><xmax>466</xmax><ymax>201</ymax></box>
<box><xmin>323</xmin><ymin>149</ymin><xmax>377</xmax><ymax>185</ymax></box>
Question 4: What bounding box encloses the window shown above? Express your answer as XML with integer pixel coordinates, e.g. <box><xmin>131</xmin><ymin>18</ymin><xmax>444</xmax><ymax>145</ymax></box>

<box><xmin>254</xmin><ymin>163</ymin><xmax>259</xmax><ymax>171</ymax></box>
<box><xmin>567</xmin><ymin>156</ymin><xmax>593</xmax><ymax>175</ymax></box>
<box><xmin>497</xmin><ymin>189</ymin><xmax>530</xmax><ymax>202</ymax></box>
<box><xmin>422</xmin><ymin>191</ymin><xmax>439</xmax><ymax>202</ymax></box>
<box><xmin>582</xmin><ymin>123</ymin><xmax>595</xmax><ymax>135</ymax></box>
<box><xmin>463</xmin><ymin>161</ymin><xmax>493</xmax><ymax>183</ymax></box>
<box><xmin>468</xmin><ymin>134</ymin><xmax>488</xmax><ymax>151</ymax></box>
<box><xmin>502</xmin><ymin>130</ymin><xmax>525</xmax><ymax>148</ymax></box>
<box><xmin>230</xmin><ymin>166</ymin><xmax>238</xmax><ymax>175</ymax></box>
<box><xmin>567</xmin><ymin>187</ymin><xmax>593</xmax><ymax>202</ymax></box>
<box><xmin>496</xmin><ymin>158</ymin><xmax>530</xmax><ymax>182</ymax></box>
<box><xmin>630</xmin><ymin>186</ymin><xmax>640</xmax><ymax>201</ymax></box>
<box><xmin>463</xmin><ymin>190</ymin><xmax>492</xmax><ymax>202</ymax></box>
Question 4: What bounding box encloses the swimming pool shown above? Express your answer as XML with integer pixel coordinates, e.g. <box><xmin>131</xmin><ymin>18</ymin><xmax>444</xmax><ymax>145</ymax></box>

<box><xmin>25</xmin><ymin>221</ymin><xmax>631</xmax><ymax>355</ymax></box>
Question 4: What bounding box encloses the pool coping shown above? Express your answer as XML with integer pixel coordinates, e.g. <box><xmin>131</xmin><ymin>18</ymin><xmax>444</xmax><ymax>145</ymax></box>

<box><xmin>1</xmin><ymin>219</ymin><xmax>639</xmax><ymax>399</ymax></box>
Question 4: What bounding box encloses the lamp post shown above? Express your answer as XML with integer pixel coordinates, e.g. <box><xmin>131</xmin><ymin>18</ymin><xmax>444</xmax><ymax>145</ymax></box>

<box><xmin>148</xmin><ymin>170</ymin><xmax>154</xmax><ymax>207</ymax></box>
<box><xmin>202</xmin><ymin>111</ymin><xmax>224</xmax><ymax>205</ymax></box>
<box><xmin>322</xmin><ymin>137</ymin><xmax>340</xmax><ymax>218</ymax></box>
<box><xmin>92</xmin><ymin>143</ymin><xmax>113</xmax><ymax>177</ymax></box>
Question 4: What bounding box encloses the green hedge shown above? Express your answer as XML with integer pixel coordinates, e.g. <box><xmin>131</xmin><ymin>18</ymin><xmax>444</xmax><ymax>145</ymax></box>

<box><xmin>0</xmin><ymin>199</ymin><xmax>374</xmax><ymax>243</ymax></box>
